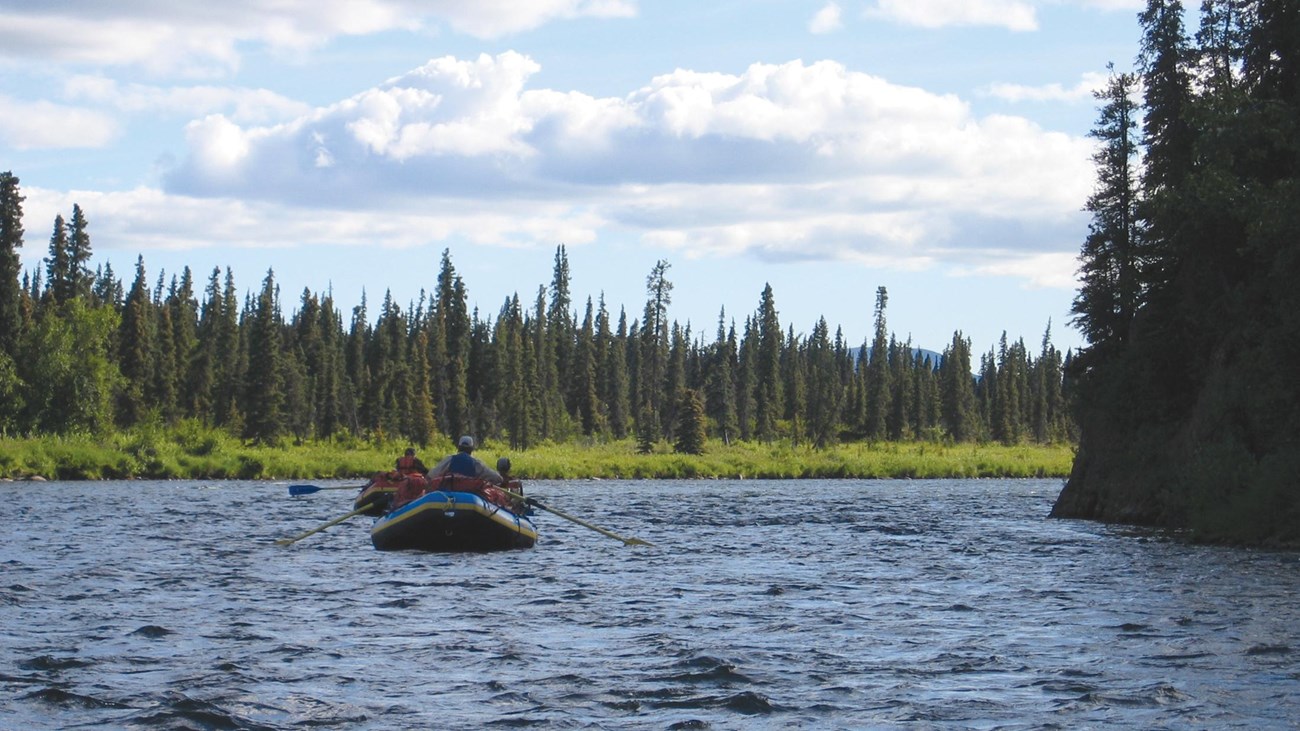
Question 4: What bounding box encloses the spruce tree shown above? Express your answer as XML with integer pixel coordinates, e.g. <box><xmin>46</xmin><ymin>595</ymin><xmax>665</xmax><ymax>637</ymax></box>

<box><xmin>1072</xmin><ymin>66</ymin><xmax>1141</xmax><ymax>352</ymax></box>
<box><xmin>638</xmin><ymin>261</ymin><xmax>673</xmax><ymax>440</ymax></box>
<box><xmin>244</xmin><ymin>269</ymin><xmax>285</xmax><ymax>444</ymax></box>
<box><xmin>214</xmin><ymin>268</ymin><xmax>243</xmax><ymax>431</ymax></box>
<box><xmin>44</xmin><ymin>214</ymin><xmax>71</xmax><ymax>304</ymax></box>
<box><xmin>805</xmin><ymin>317</ymin><xmax>840</xmax><ymax>448</ymax></box>
<box><xmin>939</xmin><ymin>331</ymin><xmax>978</xmax><ymax>441</ymax></box>
<box><xmin>575</xmin><ymin>297</ymin><xmax>600</xmax><ymax>435</ymax></box>
<box><xmin>707</xmin><ymin>310</ymin><xmax>739</xmax><ymax>445</ymax></box>
<box><xmin>736</xmin><ymin>316</ymin><xmax>757</xmax><ymax>441</ymax></box>
<box><xmin>0</xmin><ymin>172</ymin><xmax>24</xmax><ymax>358</ymax></box>
<box><xmin>673</xmin><ymin>388</ymin><xmax>707</xmax><ymax>455</ymax></box>
<box><xmin>864</xmin><ymin>286</ymin><xmax>891</xmax><ymax>440</ymax></box>
<box><xmin>548</xmin><ymin>245</ymin><xmax>576</xmax><ymax>416</ymax></box>
<box><xmin>753</xmin><ymin>284</ymin><xmax>783</xmax><ymax>442</ymax></box>
<box><xmin>67</xmin><ymin>204</ymin><xmax>93</xmax><ymax>301</ymax></box>
<box><xmin>783</xmin><ymin>326</ymin><xmax>805</xmax><ymax>445</ymax></box>
<box><xmin>170</xmin><ymin>269</ymin><xmax>200</xmax><ymax>419</ymax></box>
<box><xmin>410</xmin><ymin>329</ymin><xmax>437</xmax><ymax>447</ymax></box>
<box><xmin>604</xmin><ymin>306</ymin><xmax>632</xmax><ymax>439</ymax></box>
<box><xmin>117</xmin><ymin>256</ymin><xmax>155</xmax><ymax>426</ymax></box>
<box><xmin>153</xmin><ymin>285</ymin><xmax>179</xmax><ymax>422</ymax></box>
<box><xmin>435</xmin><ymin>251</ymin><xmax>471</xmax><ymax>439</ymax></box>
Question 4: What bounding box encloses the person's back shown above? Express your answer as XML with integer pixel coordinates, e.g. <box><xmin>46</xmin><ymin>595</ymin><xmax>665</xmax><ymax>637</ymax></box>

<box><xmin>448</xmin><ymin>450</ymin><xmax>479</xmax><ymax>477</ymax></box>
<box><xmin>429</xmin><ymin>435</ymin><xmax>502</xmax><ymax>485</ymax></box>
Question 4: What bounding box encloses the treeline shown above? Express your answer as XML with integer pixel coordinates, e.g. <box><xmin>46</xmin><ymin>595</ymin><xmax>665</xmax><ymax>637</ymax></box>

<box><xmin>1053</xmin><ymin>1</ymin><xmax>1298</xmax><ymax>544</ymax></box>
<box><xmin>0</xmin><ymin>176</ymin><xmax>1075</xmax><ymax>451</ymax></box>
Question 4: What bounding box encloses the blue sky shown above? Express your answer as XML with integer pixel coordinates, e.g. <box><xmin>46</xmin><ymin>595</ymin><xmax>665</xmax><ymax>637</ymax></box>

<box><xmin>0</xmin><ymin>1</ymin><xmax>1145</xmax><ymax>355</ymax></box>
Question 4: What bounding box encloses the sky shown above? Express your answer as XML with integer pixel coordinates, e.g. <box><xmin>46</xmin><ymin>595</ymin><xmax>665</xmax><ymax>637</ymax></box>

<box><xmin>0</xmin><ymin>0</ymin><xmax>1148</xmax><ymax>355</ymax></box>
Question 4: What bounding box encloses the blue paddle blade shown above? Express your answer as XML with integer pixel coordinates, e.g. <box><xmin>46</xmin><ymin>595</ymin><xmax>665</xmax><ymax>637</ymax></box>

<box><xmin>288</xmin><ymin>484</ymin><xmax>323</xmax><ymax>496</ymax></box>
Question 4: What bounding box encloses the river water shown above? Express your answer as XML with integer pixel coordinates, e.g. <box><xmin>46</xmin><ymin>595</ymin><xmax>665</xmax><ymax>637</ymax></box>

<box><xmin>2</xmin><ymin>478</ymin><xmax>1297</xmax><ymax>730</ymax></box>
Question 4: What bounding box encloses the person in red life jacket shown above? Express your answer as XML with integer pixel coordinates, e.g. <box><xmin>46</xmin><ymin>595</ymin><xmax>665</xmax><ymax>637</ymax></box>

<box><xmin>395</xmin><ymin>447</ymin><xmax>428</xmax><ymax>476</ymax></box>
<box><xmin>428</xmin><ymin>435</ymin><xmax>503</xmax><ymax>485</ymax></box>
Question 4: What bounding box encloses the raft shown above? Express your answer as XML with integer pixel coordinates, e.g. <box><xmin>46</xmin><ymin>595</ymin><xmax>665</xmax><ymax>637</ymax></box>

<box><xmin>370</xmin><ymin>474</ymin><xmax>537</xmax><ymax>552</ymax></box>
<box><xmin>352</xmin><ymin>471</ymin><xmax>407</xmax><ymax>516</ymax></box>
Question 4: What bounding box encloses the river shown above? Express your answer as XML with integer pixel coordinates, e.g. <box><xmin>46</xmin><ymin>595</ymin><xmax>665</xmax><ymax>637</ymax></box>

<box><xmin>2</xmin><ymin>478</ymin><xmax>1296</xmax><ymax>729</ymax></box>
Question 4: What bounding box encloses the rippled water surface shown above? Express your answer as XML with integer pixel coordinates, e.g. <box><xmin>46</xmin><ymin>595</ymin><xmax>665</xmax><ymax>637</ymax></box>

<box><xmin>2</xmin><ymin>478</ymin><xmax>1297</xmax><ymax>729</ymax></box>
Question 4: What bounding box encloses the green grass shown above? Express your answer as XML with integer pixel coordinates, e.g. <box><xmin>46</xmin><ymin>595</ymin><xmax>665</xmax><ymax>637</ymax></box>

<box><xmin>0</xmin><ymin>424</ymin><xmax>1075</xmax><ymax>481</ymax></box>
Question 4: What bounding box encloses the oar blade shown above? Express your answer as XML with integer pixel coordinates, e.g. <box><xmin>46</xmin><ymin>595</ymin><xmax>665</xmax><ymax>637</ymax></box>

<box><xmin>288</xmin><ymin>484</ymin><xmax>323</xmax><ymax>496</ymax></box>
<box><xmin>623</xmin><ymin>536</ymin><xmax>654</xmax><ymax>547</ymax></box>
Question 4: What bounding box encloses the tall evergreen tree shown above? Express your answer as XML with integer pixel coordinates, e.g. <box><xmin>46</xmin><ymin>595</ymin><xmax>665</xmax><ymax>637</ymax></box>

<box><xmin>940</xmin><ymin>331</ymin><xmax>978</xmax><ymax>441</ymax></box>
<box><xmin>44</xmin><ymin>214</ymin><xmax>70</xmax><ymax>304</ymax></box>
<box><xmin>805</xmin><ymin>316</ymin><xmax>841</xmax><ymax>448</ymax></box>
<box><xmin>707</xmin><ymin>310</ymin><xmax>738</xmax><ymax>445</ymax></box>
<box><xmin>92</xmin><ymin>261</ymin><xmax>123</xmax><ymax>310</ymax></box>
<box><xmin>865</xmin><ymin>286</ymin><xmax>891</xmax><ymax>440</ymax></box>
<box><xmin>410</xmin><ymin>329</ymin><xmax>437</xmax><ymax>447</ymax></box>
<box><xmin>548</xmin><ymin>245</ymin><xmax>577</xmax><ymax>416</ymax></box>
<box><xmin>1072</xmin><ymin>67</ymin><xmax>1142</xmax><ymax>352</ymax></box>
<box><xmin>67</xmin><ymin>204</ymin><xmax>93</xmax><ymax>301</ymax></box>
<box><xmin>435</xmin><ymin>250</ymin><xmax>471</xmax><ymax>439</ymax></box>
<box><xmin>673</xmin><ymin>388</ymin><xmax>707</xmax><ymax>455</ymax></box>
<box><xmin>0</xmin><ymin>172</ymin><xmax>24</xmax><ymax>358</ymax></box>
<box><xmin>169</xmin><ymin>268</ymin><xmax>200</xmax><ymax>419</ymax></box>
<box><xmin>574</xmin><ymin>297</ymin><xmax>600</xmax><ymax>435</ymax></box>
<box><xmin>753</xmin><ymin>284</ymin><xmax>783</xmax><ymax>442</ymax></box>
<box><xmin>117</xmin><ymin>256</ymin><xmax>155</xmax><ymax>426</ymax></box>
<box><xmin>244</xmin><ymin>269</ymin><xmax>285</xmax><ymax>443</ymax></box>
<box><xmin>638</xmin><ymin>261</ymin><xmax>673</xmax><ymax>440</ymax></box>
<box><xmin>152</xmin><ymin>279</ymin><xmax>180</xmax><ymax>422</ymax></box>
<box><xmin>603</xmin><ymin>305</ymin><xmax>632</xmax><ymax>439</ymax></box>
<box><xmin>532</xmin><ymin>285</ymin><xmax>566</xmax><ymax>440</ymax></box>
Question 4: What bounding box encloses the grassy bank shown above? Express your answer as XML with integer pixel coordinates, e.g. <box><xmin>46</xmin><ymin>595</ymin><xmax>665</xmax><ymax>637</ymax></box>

<box><xmin>0</xmin><ymin>423</ymin><xmax>1074</xmax><ymax>481</ymax></box>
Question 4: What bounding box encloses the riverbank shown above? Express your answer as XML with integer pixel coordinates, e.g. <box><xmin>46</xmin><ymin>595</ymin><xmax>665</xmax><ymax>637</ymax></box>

<box><xmin>0</xmin><ymin>426</ymin><xmax>1074</xmax><ymax>481</ymax></box>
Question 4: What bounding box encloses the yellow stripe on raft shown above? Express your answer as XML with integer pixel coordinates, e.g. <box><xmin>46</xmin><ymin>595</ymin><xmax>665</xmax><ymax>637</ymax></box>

<box><xmin>372</xmin><ymin>494</ymin><xmax>539</xmax><ymax>541</ymax></box>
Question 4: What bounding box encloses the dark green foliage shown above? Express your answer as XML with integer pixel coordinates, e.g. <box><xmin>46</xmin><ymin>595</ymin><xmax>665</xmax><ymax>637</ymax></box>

<box><xmin>117</xmin><ymin>256</ymin><xmax>155</xmax><ymax>427</ymax></box>
<box><xmin>243</xmin><ymin>270</ymin><xmax>284</xmax><ymax>444</ymax></box>
<box><xmin>603</xmin><ymin>304</ymin><xmax>632</xmax><ymax>439</ymax></box>
<box><xmin>864</xmin><ymin>287</ymin><xmax>890</xmax><ymax>440</ymax></box>
<box><xmin>940</xmin><ymin>332</ymin><xmax>979</xmax><ymax>441</ymax></box>
<box><xmin>574</xmin><ymin>298</ymin><xmax>600</xmax><ymax>436</ymax></box>
<box><xmin>753</xmin><ymin>284</ymin><xmax>782</xmax><ymax>441</ymax></box>
<box><xmin>638</xmin><ymin>260</ymin><xmax>673</xmax><ymax>442</ymax></box>
<box><xmin>1055</xmin><ymin>2</ymin><xmax>1300</xmax><ymax>545</ymax></box>
<box><xmin>1072</xmin><ymin>67</ymin><xmax>1141</xmax><ymax>352</ymax></box>
<box><xmin>706</xmin><ymin>311</ymin><xmax>738</xmax><ymax>445</ymax></box>
<box><xmin>673</xmin><ymin>388</ymin><xmax>707</xmax><ymax>455</ymax></box>
<box><xmin>0</xmin><ymin>172</ymin><xmax>25</xmax><ymax>357</ymax></box>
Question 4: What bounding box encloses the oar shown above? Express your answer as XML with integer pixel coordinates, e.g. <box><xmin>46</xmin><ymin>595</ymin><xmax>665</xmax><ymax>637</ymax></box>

<box><xmin>497</xmin><ymin>485</ymin><xmax>652</xmax><ymax>547</ymax></box>
<box><xmin>288</xmin><ymin>483</ymin><xmax>362</xmax><ymax>496</ymax></box>
<box><xmin>274</xmin><ymin>505</ymin><xmax>371</xmax><ymax>547</ymax></box>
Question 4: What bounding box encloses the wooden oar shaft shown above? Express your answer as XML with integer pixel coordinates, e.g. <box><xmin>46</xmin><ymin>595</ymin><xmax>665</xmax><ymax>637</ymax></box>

<box><xmin>275</xmin><ymin>505</ymin><xmax>371</xmax><ymax>547</ymax></box>
<box><xmin>497</xmin><ymin>486</ymin><xmax>652</xmax><ymax>547</ymax></box>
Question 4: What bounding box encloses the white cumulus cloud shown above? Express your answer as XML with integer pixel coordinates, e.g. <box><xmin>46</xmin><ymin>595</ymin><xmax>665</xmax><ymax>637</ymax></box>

<box><xmin>158</xmin><ymin>53</ymin><xmax>1093</xmax><ymax>278</ymax></box>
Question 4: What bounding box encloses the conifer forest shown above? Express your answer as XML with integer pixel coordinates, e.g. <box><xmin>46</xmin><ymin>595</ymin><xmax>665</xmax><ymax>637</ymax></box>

<box><xmin>0</xmin><ymin>178</ymin><xmax>1073</xmax><ymax>454</ymax></box>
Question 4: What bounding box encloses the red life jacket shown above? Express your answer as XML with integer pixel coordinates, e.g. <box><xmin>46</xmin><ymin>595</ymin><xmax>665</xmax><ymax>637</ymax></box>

<box><xmin>396</xmin><ymin>454</ymin><xmax>421</xmax><ymax>474</ymax></box>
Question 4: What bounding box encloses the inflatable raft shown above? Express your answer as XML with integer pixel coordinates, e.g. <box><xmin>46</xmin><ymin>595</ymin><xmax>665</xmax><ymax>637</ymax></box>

<box><xmin>370</xmin><ymin>475</ymin><xmax>537</xmax><ymax>552</ymax></box>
